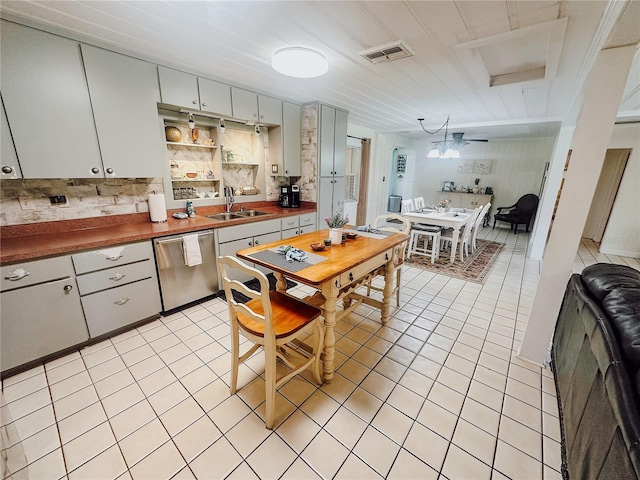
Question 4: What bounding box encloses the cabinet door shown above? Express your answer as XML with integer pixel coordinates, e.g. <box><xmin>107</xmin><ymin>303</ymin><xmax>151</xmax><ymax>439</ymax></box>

<box><xmin>282</xmin><ymin>102</ymin><xmax>301</xmax><ymax>177</ymax></box>
<box><xmin>253</xmin><ymin>231</ymin><xmax>281</xmax><ymax>276</ymax></box>
<box><xmin>0</xmin><ymin>21</ymin><xmax>102</xmax><ymax>178</ymax></box>
<box><xmin>258</xmin><ymin>95</ymin><xmax>282</xmax><ymax>125</ymax></box>
<box><xmin>158</xmin><ymin>66</ymin><xmax>200</xmax><ymax>108</ymax></box>
<box><xmin>318</xmin><ymin>177</ymin><xmax>335</xmax><ymax>227</ymax></box>
<box><xmin>333</xmin><ymin>109</ymin><xmax>348</xmax><ymax>176</ymax></box>
<box><xmin>1</xmin><ymin>98</ymin><xmax>21</xmax><ymax>179</ymax></box>
<box><xmin>218</xmin><ymin>238</ymin><xmax>254</xmax><ymax>283</ymax></box>
<box><xmin>231</xmin><ymin>87</ymin><xmax>259</xmax><ymax>121</ymax></box>
<box><xmin>333</xmin><ymin>176</ymin><xmax>346</xmax><ymax>215</ymax></box>
<box><xmin>82</xmin><ymin>45</ymin><xmax>164</xmax><ymax>178</ymax></box>
<box><xmin>1</xmin><ymin>278</ymin><xmax>88</xmax><ymax>372</ymax></box>
<box><xmin>319</xmin><ymin>105</ymin><xmax>336</xmax><ymax>177</ymax></box>
<box><xmin>198</xmin><ymin>78</ymin><xmax>232</xmax><ymax>116</ymax></box>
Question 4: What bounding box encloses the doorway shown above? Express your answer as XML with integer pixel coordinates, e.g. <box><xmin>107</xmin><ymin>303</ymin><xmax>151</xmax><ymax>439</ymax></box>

<box><xmin>583</xmin><ymin>148</ymin><xmax>631</xmax><ymax>243</ymax></box>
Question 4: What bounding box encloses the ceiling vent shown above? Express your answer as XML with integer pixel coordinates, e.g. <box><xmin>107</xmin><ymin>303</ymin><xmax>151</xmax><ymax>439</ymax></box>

<box><xmin>360</xmin><ymin>41</ymin><xmax>413</xmax><ymax>64</ymax></box>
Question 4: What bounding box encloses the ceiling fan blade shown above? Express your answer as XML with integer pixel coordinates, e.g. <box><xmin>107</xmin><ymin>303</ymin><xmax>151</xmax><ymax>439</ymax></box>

<box><xmin>466</xmin><ymin>138</ymin><xmax>489</xmax><ymax>142</ymax></box>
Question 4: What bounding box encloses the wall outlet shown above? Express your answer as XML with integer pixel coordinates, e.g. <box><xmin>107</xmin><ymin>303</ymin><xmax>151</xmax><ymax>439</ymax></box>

<box><xmin>18</xmin><ymin>197</ymin><xmax>36</xmax><ymax>210</ymax></box>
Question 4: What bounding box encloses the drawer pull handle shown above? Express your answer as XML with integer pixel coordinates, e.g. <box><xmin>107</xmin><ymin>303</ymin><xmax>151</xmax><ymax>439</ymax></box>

<box><xmin>114</xmin><ymin>298</ymin><xmax>130</xmax><ymax>305</ymax></box>
<box><xmin>5</xmin><ymin>269</ymin><xmax>29</xmax><ymax>281</ymax></box>
<box><xmin>106</xmin><ymin>253</ymin><xmax>123</xmax><ymax>261</ymax></box>
<box><xmin>335</xmin><ymin>280</ymin><xmax>340</xmax><ymax>288</ymax></box>
<box><xmin>255</xmin><ymin>240</ymin><xmax>260</xmax><ymax>245</ymax></box>
<box><xmin>385</xmin><ymin>253</ymin><xmax>389</xmax><ymax>261</ymax></box>
<box><xmin>109</xmin><ymin>273</ymin><xmax>126</xmax><ymax>281</ymax></box>
<box><xmin>349</xmin><ymin>272</ymin><xmax>354</xmax><ymax>282</ymax></box>
<box><xmin>63</xmin><ymin>285</ymin><xmax>73</xmax><ymax>292</ymax></box>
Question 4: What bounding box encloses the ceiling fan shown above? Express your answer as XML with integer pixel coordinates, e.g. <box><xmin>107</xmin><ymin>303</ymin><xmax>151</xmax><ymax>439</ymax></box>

<box><xmin>418</xmin><ymin>117</ymin><xmax>488</xmax><ymax>158</ymax></box>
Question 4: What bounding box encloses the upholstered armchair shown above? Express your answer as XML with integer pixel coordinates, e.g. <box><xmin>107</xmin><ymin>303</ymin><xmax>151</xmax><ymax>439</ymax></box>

<box><xmin>493</xmin><ymin>194</ymin><xmax>539</xmax><ymax>233</ymax></box>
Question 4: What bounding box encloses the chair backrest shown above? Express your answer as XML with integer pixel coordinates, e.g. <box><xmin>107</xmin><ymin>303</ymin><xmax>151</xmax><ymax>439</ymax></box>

<box><xmin>462</xmin><ymin>207</ymin><xmax>482</xmax><ymax>243</ymax></box>
<box><xmin>218</xmin><ymin>256</ymin><xmax>274</xmax><ymax>339</ymax></box>
<box><xmin>401</xmin><ymin>199</ymin><xmax>415</xmax><ymax>213</ymax></box>
<box><xmin>374</xmin><ymin>213</ymin><xmax>411</xmax><ymax>235</ymax></box>
<box><xmin>414</xmin><ymin>197</ymin><xmax>425</xmax><ymax>210</ymax></box>
<box><xmin>515</xmin><ymin>194</ymin><xmax>539</xmax><ymax>213</ymax></box>
<box><xmin>472</xmin><ymin>202</ymin><xmax>491</xmax><ymax>242</ymax></box>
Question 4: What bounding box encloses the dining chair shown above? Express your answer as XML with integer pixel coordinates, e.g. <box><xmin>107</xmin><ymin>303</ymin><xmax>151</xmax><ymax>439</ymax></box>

<box><xmin>365</xmin><ymin>213</ymin><xmax>411</xmax><ymax>306</ymax></box>
<box><xmin>440</xmin><ymin>206</ymin><xmax>482</xmax><ymax>261</ymax></box>
<box><xmin>218</xmin><ymin>256</ymin><xmax>325</xmax><ymax>429</ymax></box>
<box><xmin>401</xmin><ymin>199</ymin><xmax>415</xmax><ymax>213</ymax></box>
<box><xmin>413</xmin><ymin>197</ymin><xmax>426</xmax><ymax>210</ymax></box>
<box><xmin>471</xmin><ymin>202</ymin><xmax>491</xmax><ymax>253</ymax></box>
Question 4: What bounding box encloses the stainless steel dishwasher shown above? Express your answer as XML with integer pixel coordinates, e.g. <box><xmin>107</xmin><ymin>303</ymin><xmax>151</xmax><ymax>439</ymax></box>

<box><xmin>153</xmin><ymin>230</ymin><xmax>218</xmax><ymax>311</ymax></box>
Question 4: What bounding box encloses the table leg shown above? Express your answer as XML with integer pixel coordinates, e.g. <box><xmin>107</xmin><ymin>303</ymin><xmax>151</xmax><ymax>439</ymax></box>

<box><xmin>321</xmin><ymin>294</ymin><xmax>337</xmax><ymax>383</ymax></box>
<box><xmin>274</xmin><ymin>272</ymin><xmax>287</xmax><ymax>292</ymax></box>
<box><xmin>450</xmin><ymin>227</ymin><xmax>461</xmax><ymax>263</ymax></box>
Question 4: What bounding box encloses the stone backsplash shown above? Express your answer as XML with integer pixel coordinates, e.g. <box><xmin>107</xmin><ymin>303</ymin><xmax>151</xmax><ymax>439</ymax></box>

<box><xmin>0</xmin><ymin>178</ymin><xmax>164</xmax><ymax>226</ymax></box>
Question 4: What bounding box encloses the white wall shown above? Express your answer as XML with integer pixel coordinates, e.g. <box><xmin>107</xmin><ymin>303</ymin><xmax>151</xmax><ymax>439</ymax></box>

<box><xmin>414</xmin><ymin>138</ymin><xmax>555</xmax><ymax>218</ymax></box>
<box><xmin>600</xmin><ymin>123</ymin><xmax>640</xmax><ymax>257</ymax></box>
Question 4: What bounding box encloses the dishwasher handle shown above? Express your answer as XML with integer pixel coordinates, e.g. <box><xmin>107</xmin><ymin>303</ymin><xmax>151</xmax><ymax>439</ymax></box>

<box><xmin>154</xmin><ymin>230</ymin><xmax>213</xmax><ymax>246</ymax></box>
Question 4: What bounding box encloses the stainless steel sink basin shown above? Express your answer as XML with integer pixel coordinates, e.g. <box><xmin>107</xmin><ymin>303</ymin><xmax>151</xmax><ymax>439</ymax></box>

<box><xmin>233</xmin><ymin>210</ymin><xmax>272</xmax><ymax>217</ymax></box>
<box><xmin>206</xmin><ymin>212</ymin><xmax>242</xmax><ymax>221</ymax></box>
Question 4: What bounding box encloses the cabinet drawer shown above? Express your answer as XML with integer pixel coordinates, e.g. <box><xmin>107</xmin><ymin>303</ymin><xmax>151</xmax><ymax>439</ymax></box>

<box><xmin>282</xmin><ymin>227</ymin><xmax>299</xmax><ymax>239</ymax></box>
<box><xmin>81</xmin><ymin>278</ymin><xmax>161</xmax><ymax>337</ymax></box>
<box><xmin>299</xmin><ymin>221</ymin><xmax>317</xmax><ymax>235</ymax></box>
<box><xmin>217</xmin><ymin>218</ymin><xmax>282</xmax><ymax>243</ymax></box>
<box><xmin>299</xmin><ymin>213</ymin><xmax>315</xmax><ymax>227</ymax></box>
<box><xmin>76</xmin><ymin>259</ymin><xmax>157</xmax><ymax>296</ymax></box>
<box><xmin>338</xmin><ymin>250</ymin><xmax>392</xmax><ymax>288</ymax></box>
<box><xmin>281</xmin><ymin>216</ymin><xmax>299</xmax><ymax>230</ymax></box>
<box><xmin>1</xmin><ymin>256</ymin><xmax>74</xmax><ymax>291</ymax></box>
<box><xmin>72</xmin><ymin>241</ymin><xmax>153</xmax><ymax>274</ymax></box>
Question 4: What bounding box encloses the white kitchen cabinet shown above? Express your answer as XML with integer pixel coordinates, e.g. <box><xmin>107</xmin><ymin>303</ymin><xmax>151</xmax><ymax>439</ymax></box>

<box><xmin>158</xmin><ymin>66</ymin><xmax>233</xmax><ymax>117</ymax></box>
<box><xmin>258</xmin><ymin>95</ymin><xmax>283</xmax><ymax>125</ymax></box>
<box><xmin>282</xmin><ymin>213</ymin><xmax>317</xmax><ymax>238</ymax></box>
<box><xmin>231</xmin><ymin>87</ymin><xmax>259</xmax><ymax>121</ymax></box>
<box><xmin>1</xmin><ymin>256</ymin><xmax>88</xmax><ymax>373</ymax></box>
<box><xmin>1</xmin><ymin>99</ymin><xmax>21</xmax><ymax>179</ymax></box>
<box><xmin>72</xmin><ymin>241</ymin><xmax>161</xmax><ymax>338</ymax></box>
<box><xmin>198</xmin><ymin>77</ymin><xmax>233</xmax><ymax>117</ymax></box>
<box><xmin>268</xmin><ymin>101</ymin><xmax>301</xmax><ymax>177</ymax></box>
<box><xmin>82</xmin><ymin>45</ymin><xmax>164</xmax><ymax>178</ymax></box>
<box><xmin>0</xmin><ymin>20</ymin><xmax>103</xmax><ymax>178</ymax></box>
<box><xmin>319</xmin><ymin>176</ymin><xmax>345</xmax><ymax>230</ymax></box>
<box><xmin>438</xmin><ymin>192</ymin><xmax>493</xmax><ymax>209</ymax></box>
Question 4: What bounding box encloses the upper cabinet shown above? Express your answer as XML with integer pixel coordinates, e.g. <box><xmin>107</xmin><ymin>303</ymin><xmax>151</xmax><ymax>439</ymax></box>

<box><xmin>81</xmin><ymin>45</ymin><xmax>164</xmax><ymax>178</ymax></box>
<box><xmin>268</xmin><ymin>102</ymin><xmax>301</xmax><ymax>177</ymax></box>
<box><xmin>319</xmin><ymin>105</ymin><xmax>348</xmax><ymax>177</ymax></box>
<box><xmin>158</xmin><ymin>66</ymin><xmax>233</xmax><ymax>117</ymax></box>
<box><xmin>0</xmin><ymin>20</ymin><xmax>103</xmax><ymax>178</ymax></box>
<box><xmin>231</xmin><ymin>88</ymin><xmax>282</xmax><ymax>125</ymax></box>
<box><xmin>1</xmin><ymin>98</ymin><xmax>21</xmax><ymax>179</ymax></box>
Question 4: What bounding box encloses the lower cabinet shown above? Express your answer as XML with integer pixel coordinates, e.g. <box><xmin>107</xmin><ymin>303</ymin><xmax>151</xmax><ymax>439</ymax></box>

<box><xmin>1</xmin><ymin>256</ymin><xmax>88</xmax><ymax>373</ymax></box>
<box><xmin>72</xmin><ymin>241</ymin><xmax>161</xmax><ymax>338</ymax></box>
<box><xmin>281</xmin><ymin>213</ymin><xmax>317</xmax><ymax>239</ymax></box>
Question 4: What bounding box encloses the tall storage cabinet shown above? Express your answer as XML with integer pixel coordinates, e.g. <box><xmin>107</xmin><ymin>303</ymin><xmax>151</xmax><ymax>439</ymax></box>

<box><xmin>1</xmin><ymin>100</ymin><xmax>21</xmax><ymax>179</ymax></box>
<box><xmin>0</xmin><ymin>20</ymin><xmax>103</xmax><ymax>178</ymax></box>
<box><xmin>316</xmin><ymin>104</ymin><xmax>348</xmax><ymax>227</ymax></box>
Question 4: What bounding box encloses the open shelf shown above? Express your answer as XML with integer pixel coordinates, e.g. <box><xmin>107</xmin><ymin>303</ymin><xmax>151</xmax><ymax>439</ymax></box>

<box><xmin>222</xmin><ymin>162</ymin><xmax>259</xmax><ymax>166</ymax></box>
<box><xmin>166</xmin><ymin>141</ymin><xmax>217</xmax><ymax>149</ymax></box>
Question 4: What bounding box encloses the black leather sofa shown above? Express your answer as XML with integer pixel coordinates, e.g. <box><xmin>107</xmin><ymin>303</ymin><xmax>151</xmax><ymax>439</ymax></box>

<box><xmin>552</xmin><ymin>263</ymin><xmax>640</xmax><ymax>479</ymax></box>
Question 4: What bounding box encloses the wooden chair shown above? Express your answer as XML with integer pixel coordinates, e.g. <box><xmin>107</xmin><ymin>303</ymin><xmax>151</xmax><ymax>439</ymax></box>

<box><xmin>365</xmin><ymin>213</ymin><xmax>411</xmax><ymax>306</ymax></box>
<box><xmin>471</xmin><ymin>202</ymin><xmax>491</xmax><ymax>253</ymax></box>
<box><xmin>440</xmin><ymin>206</ymin><xmax>482</xmax><ymax>261</ymax></box>
<box><xmin>493</xmin><ymin>194</ymin><xmax>539</xmax><ymax>233</ymax></box>
<box><xmin>218</xmin><ymin>256</ymin><xmax>325</xmax><ymax>429</ymax></box>
<box><xmin>401</xmin><ymin>199</ymin><xmax>415</xmax><ymax>213</ymax></box>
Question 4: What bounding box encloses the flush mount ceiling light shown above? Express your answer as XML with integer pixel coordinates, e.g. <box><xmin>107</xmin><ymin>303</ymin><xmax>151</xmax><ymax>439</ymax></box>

<box><xmin>271</xmin><ymin>47</ymin><xmax>328</xmax><ymax>78</ymax></box>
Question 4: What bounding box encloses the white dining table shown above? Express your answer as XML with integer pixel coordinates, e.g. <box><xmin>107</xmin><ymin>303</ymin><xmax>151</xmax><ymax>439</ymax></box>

<box><xmin>403</xmin><ymin>209</ymin><xmax>474</xmax><ymax>263</ymax></box>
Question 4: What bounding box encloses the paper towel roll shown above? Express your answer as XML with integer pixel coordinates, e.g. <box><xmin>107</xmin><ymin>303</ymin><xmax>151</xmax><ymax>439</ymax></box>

<box><xmin>148</xmin><ymin>193</ymin><xmax>167</xmax><ymax>223</ymax></box>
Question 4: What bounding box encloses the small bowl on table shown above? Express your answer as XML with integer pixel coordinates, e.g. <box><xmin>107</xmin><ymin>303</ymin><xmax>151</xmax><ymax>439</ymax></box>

<box><xmin>346</xmin><ymin>232</ymin><xmax>358</xmax><ymax>240</ymax></box>
<box><xmin>310</xmin><ymin>242</ymin><xmax>326</xmax><ymax>252</ymax></box>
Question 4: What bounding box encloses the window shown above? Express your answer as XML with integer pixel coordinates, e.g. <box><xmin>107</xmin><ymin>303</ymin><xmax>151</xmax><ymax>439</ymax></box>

<box><xmin>345</xmin><ymin>146</ymin><xmax>360</xmax><ymax>201</ymax></box>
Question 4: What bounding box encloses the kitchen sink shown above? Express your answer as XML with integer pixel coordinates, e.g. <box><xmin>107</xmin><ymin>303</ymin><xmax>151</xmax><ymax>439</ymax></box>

<box><xmin>206</xmin><ymin>212</ymin><xmax>243</xmax><ymax>221</ymax></box>
<box><xmin>233</xmin><ymin>210</ymin><xmax>272</xmax><ymax>217</ymax></box>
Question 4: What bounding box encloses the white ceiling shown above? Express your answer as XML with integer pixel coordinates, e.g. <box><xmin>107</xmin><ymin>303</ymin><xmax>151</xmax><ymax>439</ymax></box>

<box><xmin>1</xmin><ymin>1</ymin><xmax>638</xmax><ymax>143</ymax></box>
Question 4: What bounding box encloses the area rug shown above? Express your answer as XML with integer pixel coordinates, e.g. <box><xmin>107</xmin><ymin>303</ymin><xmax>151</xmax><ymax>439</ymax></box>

<box><xmin>405</xmin><ymin>238</ymin><xmax>504</xmax><ymax>283</ymax></box>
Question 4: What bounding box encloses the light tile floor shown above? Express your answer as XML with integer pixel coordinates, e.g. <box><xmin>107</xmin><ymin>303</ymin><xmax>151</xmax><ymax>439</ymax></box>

<box><xmin>2</xmin><ymin>229</ymin><xmax>638</xmax><ymax>479</ymax></box>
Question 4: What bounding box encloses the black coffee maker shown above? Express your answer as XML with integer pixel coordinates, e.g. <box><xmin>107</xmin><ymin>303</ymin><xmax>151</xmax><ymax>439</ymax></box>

<box><xmin>278</xmin><ymin>185</ymin><xmax>300</xmax><ymax>208</ymax></box>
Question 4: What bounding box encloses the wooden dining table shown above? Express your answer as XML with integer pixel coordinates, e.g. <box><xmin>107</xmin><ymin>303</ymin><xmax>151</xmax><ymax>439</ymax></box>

<box><xmin>403</xmin><ymin>209</ymin><xmax>474</xmax><ymax>263</ymax></box>
<box><xmin>235</xmin><ymin>228</ymin><xmax>408</xmax><ymax>382</ymax></box>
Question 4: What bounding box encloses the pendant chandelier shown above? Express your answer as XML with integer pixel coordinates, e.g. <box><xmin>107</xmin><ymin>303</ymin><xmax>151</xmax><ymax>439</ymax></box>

<box><xmin>418</xmin><ymin>116</ymin><xmax>461</xmax><ymax>159</ymax></box>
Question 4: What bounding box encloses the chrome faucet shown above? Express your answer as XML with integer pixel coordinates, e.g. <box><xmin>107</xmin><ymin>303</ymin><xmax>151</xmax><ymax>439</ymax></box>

<box><xmin>225</xmin><ymin>187</ymin><xmax>234</xmax><ymax>212</ymax></box>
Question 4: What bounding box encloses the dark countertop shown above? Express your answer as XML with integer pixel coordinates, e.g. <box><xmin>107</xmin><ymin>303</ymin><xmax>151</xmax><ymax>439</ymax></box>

<box><xmin>0</xmin><ymin>203</ymin><xmax>316</xmax><ymax>264</ymax></box>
